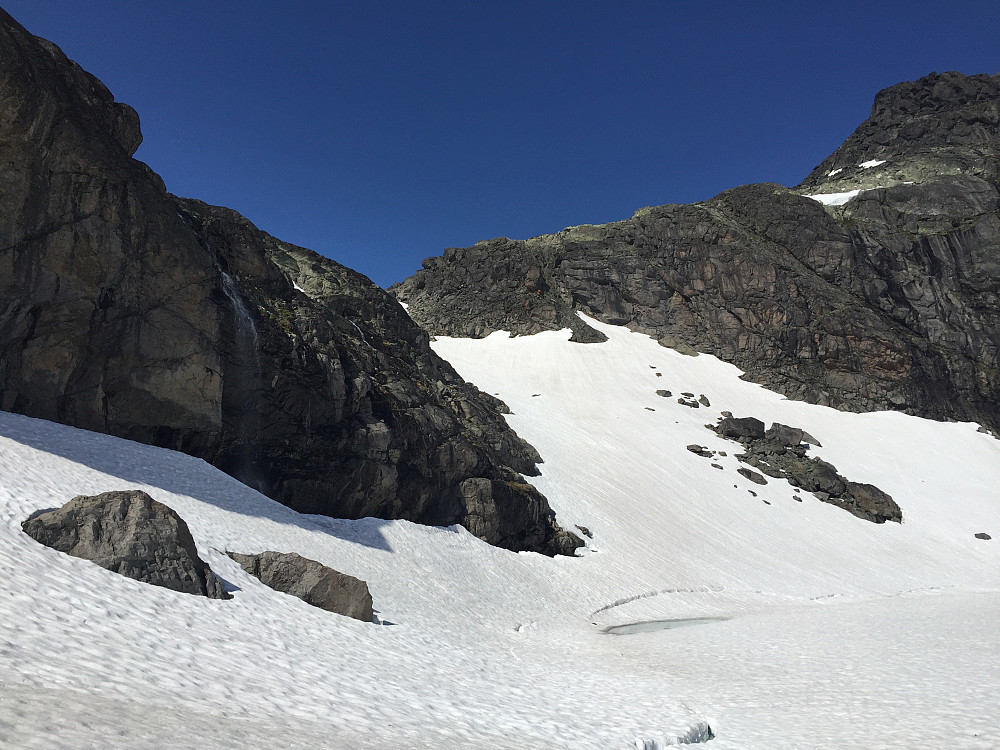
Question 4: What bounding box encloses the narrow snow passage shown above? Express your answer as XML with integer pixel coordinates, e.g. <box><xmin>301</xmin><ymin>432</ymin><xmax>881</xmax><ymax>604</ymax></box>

<box><xmin>1</xmin><ymin>314</ymin><xmax>998</xmax><ymax>748</ymax></box>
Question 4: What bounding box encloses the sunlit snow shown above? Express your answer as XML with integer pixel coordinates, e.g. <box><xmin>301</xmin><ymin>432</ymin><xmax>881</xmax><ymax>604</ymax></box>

<box><xmin>803</xmin><ymin>188</ymin><xmax>862</xmax><ymax>205</ymax></box>
<box><xmin>860</xmin><ymin>159</ymin><xmax>888</xmax><ymax>168</ymax></box>
<box><xmin>2</xmin><ymin>315</ymin><xmax>998</xmax><ymax>748</ymax></box>
<box><xmin>827</xmin><ymin>167</ymin><xmax>843</xmax><ymax>176</ymax></box>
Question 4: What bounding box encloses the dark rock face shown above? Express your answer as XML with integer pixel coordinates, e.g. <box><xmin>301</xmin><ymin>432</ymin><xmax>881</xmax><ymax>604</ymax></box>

<box><xmin>227</xmin><ymin>551</ymin><xmax>373</xmax><ymax>621</ymax></box>
<box><xmin>0</xmin><ymin>11</ymin><xmax>580</xmax><ymax>556</ymax></box>
<box><xmin>711</xmin><ymin>419</ymin><xmax>902</xmax><ymax>523</ymax></box>
<box><xmin>21</xmin><ymin>490</ymin><xmax>230</xmax><ymax>598</ymax></box>
<box><xmin>717</xmin><ymin>417</ymin><xmax>766</xmax><ymax>441</ymax></box>
<box><xmin>395</xmin><ymin>72</ymin><xmax>1000</xmax><ymax>433</ymax></box>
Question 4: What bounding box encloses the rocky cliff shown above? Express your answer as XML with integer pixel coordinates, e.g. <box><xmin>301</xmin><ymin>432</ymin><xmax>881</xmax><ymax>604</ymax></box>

<box><xmin>0</xmin><ymin>10</ymin><xmax>579</xmax><ymax>555</ymax></box>
<box><xmin>394</xmin><ymin>72</ymin><xmax>1000</xmax><ymax>432</ymax></box>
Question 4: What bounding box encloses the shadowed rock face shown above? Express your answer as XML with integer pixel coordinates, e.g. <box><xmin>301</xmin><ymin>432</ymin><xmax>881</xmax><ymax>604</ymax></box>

<box><xmin>22</xmin><ymin>490</ymin><xmax>231</xmax><ymax>598</ymax></box>
<box><xmin>0</xmin><ymin>10</ymin><xmax>580</xmax><ymax>556</ymax></box>
<box><xmin>394</xmin><ymin>72</ymin><xmax>1000</xmax><ymax>433</ymax></box>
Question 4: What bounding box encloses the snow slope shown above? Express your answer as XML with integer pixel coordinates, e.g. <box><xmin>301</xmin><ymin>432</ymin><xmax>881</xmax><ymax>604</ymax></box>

<box><xmin>2</xmin><ymin>315</ymin><xmax>998</xmax><ymax>748</ymax></box>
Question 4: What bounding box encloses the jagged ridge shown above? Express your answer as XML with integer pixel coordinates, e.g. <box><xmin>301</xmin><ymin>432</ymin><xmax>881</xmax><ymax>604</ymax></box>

<box><xmin>394</xmin><ymin>72</ymin><xmax>1000</xmax><ymax>432</ymax></box>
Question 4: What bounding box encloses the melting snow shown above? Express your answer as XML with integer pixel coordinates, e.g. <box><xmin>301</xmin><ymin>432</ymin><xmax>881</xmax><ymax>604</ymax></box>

<box><xmin>827</xmin><ymin>167</ymin><xmax>843</xmax><ymax>176</ymax></box>
<box><xmin>860</xmin><ymin>159</ymin><xmax>887</xmax><ymax>168</ymax></box>
<box><xmin>2</xmin><ymin>314</ymin><xmax>998</xmax><ymax>748</ymax></box>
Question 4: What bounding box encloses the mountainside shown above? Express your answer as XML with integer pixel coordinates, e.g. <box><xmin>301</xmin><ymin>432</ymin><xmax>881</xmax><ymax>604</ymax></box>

<box><xmin>394</xmin><ymin>72</ymin><xmax>1000</xmax><ymax>432</ymax></box>
<box><xmin>0</xmin><ymin>9</ymin><xmax>578</xmax><ymax>555</ymax></box>
<box><xmin>2</xmin><ymin>316</ymin><xmax>998</xmax><ymax>748</ymax></box>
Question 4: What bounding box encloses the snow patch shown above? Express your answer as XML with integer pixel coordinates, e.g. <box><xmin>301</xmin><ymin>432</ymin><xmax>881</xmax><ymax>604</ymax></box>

<box><xmin>804</xmin><ymin>189</ymin><xmax>861</xmax><ymax>206</ymax></box>
<box><xmin>860</xmin><ymin>159</ymin><xmax>887</xmax><ymax>169</ymax></box>
<box><xmin>827</xmin><ymin>167</ymin><xmax>843</xmax><ymax>176</ymax></box>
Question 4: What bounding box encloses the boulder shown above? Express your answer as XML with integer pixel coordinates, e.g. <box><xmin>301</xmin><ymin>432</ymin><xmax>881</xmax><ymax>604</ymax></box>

<box><xmin>22</xmin><ymin>490</ymin><xmax>230</xmax><ymax>599</ymax></box>
<box><xmin>717</xmin><ymin>417</ymin><xmax>766</xmax><ymax>441</ymax></box>
<box><xmin>975</xmin><ymin>532</ymin><xmax>992</xmax><ymax>540</ymax></box>
<box><xmin>843</xmin><ymin>482</ymin><xmax>902</xmax><ymax>524</ymax></box>
<box><xmin>228</xmin><ymin>551</ymin><xmax>373</xmax><ymax>621</ymax></box>
<box><xmin>737</xmin><ymin>467</ymin><xmax>768</xmax><ymax>485</ymax></box>
<box><xmin>765</xmin><ymin>423</ymin><xmax>805</xmax><ymax>447</ymax></box>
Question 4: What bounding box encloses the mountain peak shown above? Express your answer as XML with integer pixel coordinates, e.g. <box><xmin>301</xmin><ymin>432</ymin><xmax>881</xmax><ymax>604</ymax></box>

<box><xmin>797</xmin><ymin>70</ymin><xmax>1000</xmax><ymax>193</ymax></box>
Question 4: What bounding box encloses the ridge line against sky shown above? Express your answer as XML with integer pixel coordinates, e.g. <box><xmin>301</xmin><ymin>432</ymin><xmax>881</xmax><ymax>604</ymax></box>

<box><xmin>4</xmin><ymin>1</ymin><xmax>999</xmax><ymax>288</ymax></box>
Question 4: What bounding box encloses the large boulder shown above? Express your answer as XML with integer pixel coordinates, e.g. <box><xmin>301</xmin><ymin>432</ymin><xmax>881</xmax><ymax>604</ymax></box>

<box><xmin>22</xmin><ymin>490</ymin><xmax>230</xmax><ymax>599</ymax></box>
<box><xmin>843</xmin><ymin>482</ymin><xmax>903</xmax><ymax>524</ymax></box>
<box><xmin>227</xmin><ymin>551</ymin><xmax>373</xmax><ymax>622</ymax></box>
<box><xmin>717</xmin><ymin>417</ymin><xmax>766</xmax><ymax>441</ymax></box>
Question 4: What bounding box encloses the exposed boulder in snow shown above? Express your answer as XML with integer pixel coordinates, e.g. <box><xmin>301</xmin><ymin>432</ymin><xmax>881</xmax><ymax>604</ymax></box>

<box><xmin>844</xmin><ymin>482</ymin><xmax>902</xmax><ymax>524</ymax></box>
<box><xmin>687</xmin><ymin>444</ymin><xmax>714</xmax><ymax>458</ymax></box>
<box><xmin>718</xmin><ymin>416</ymin><xmax>766</xmax><ymax>441</ymax></box>
<box><xmin>765</xmin><ymin>422</ymin><xmax>804</xmax><ymax>446</ymax></box>
<box><xmin>738</xmin><ymin>467</ymin><xmax>768</xmax><ymax>485</ymax></box>
<box><xmin>227</xmin><ymin>550</ymin><xmax>373</xmax><ymax>621</ymax></box>
<box><xmin>974</xmin><ymin>532</ymin><xmax>991</xmax><ymax>540</ymax></box>
<box><xmin>21</xmin><ymin>490</ymin><xmax>230</xmax><ymax>599</ymax></box>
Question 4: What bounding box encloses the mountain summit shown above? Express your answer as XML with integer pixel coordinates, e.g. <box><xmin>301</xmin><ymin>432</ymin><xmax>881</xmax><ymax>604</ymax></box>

<box><xmin>395</xmin><ymin>71</ymin><xmax>1000</xmax><ymax>432</ymax></box>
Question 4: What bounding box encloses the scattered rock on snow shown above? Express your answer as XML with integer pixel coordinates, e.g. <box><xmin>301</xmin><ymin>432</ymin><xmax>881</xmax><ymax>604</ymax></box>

<box><xmin>698</xmin><ymin>394</ymin><xmax>711</xmax><ymax>407</ymax></box>
<box><xmin>677</xmin><ymin>397</ymin><xmax>700</xmax><ymax>408</ymax></box>
<box><xmin>655</xmin><ymin>390</ymin><xmax>672</xmax><ymax>397</ymax></box>
<box><xmin>227</xmin><ymin>550</ymin><xmax>373</xmax><ymax>621</ymax></box>
<box><xmin>974</xmin><ymin>532</ymin><xmax>991</xmax><ymax>540</ymax></box>
<box><xmin>687</xmin><ymin>445</ymin><xmax>714</xmax><ymax>457</ymax></box>
<box><xmin>21</xmin><ymin>490</ymin><xmax>230</xmax><ymax>599</ymax></box>
<box><xmin>738</xmin><ymin>467</ymin><xmax>768</xmax><ymax>485</ymax></box>
<box><xmin>710</xmin><ymin>415</ymin><xmax>901</xmax><ymax>523</ymax></box>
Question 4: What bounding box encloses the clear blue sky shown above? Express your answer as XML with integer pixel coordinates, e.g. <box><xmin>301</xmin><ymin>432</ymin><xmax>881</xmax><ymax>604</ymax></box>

<box><xmin>5</xmin><ymin>2</ymin><xmax>998</xmax><ymax>287</ymax></box>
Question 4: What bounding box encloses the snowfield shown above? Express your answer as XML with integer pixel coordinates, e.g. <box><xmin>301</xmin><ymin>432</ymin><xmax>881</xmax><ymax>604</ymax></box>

<box><xmin>2</xmin><ymin>315</ymin><xmax>998</xmax><ymax>748</ymax></box>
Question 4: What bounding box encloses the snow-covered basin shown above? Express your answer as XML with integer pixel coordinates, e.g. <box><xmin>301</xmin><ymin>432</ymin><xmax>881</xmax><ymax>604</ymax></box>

<box><xmin>0</xmin><ymin>313</ymin><xmax>996</xmax><ymax>748</ymax></box>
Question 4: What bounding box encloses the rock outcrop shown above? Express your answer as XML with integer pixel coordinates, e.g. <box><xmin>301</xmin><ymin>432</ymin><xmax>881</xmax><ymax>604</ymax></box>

<box><xmin>394</xmin><ymin>72</ymin><xmax>1000</xmax><ymax>433</ymax></box>
<box><xmin>21</xmin><ymin>490</ymin><xmax>230</xmax><ymax>598</ymax></box>
<box><xmin>710</xmin><ymin>418</ymin><xmax>902</xmax><ymax>523</ymax></box>
<box><xmin>0</xmin><ymin>10</ymin><xmax>580</xmax><ymax>556</ymax></box>
<box><xmin>227</xmin><ymin>551</ymin><xmax>374</xmax><ymax>621</ymax></box>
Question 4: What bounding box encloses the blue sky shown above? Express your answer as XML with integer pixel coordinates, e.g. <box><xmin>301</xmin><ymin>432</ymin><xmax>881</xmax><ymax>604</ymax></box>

<box><xmin>5</xmin><ymin>2</ymin><xmax>999</xmax><ymax>287</ymax></box>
